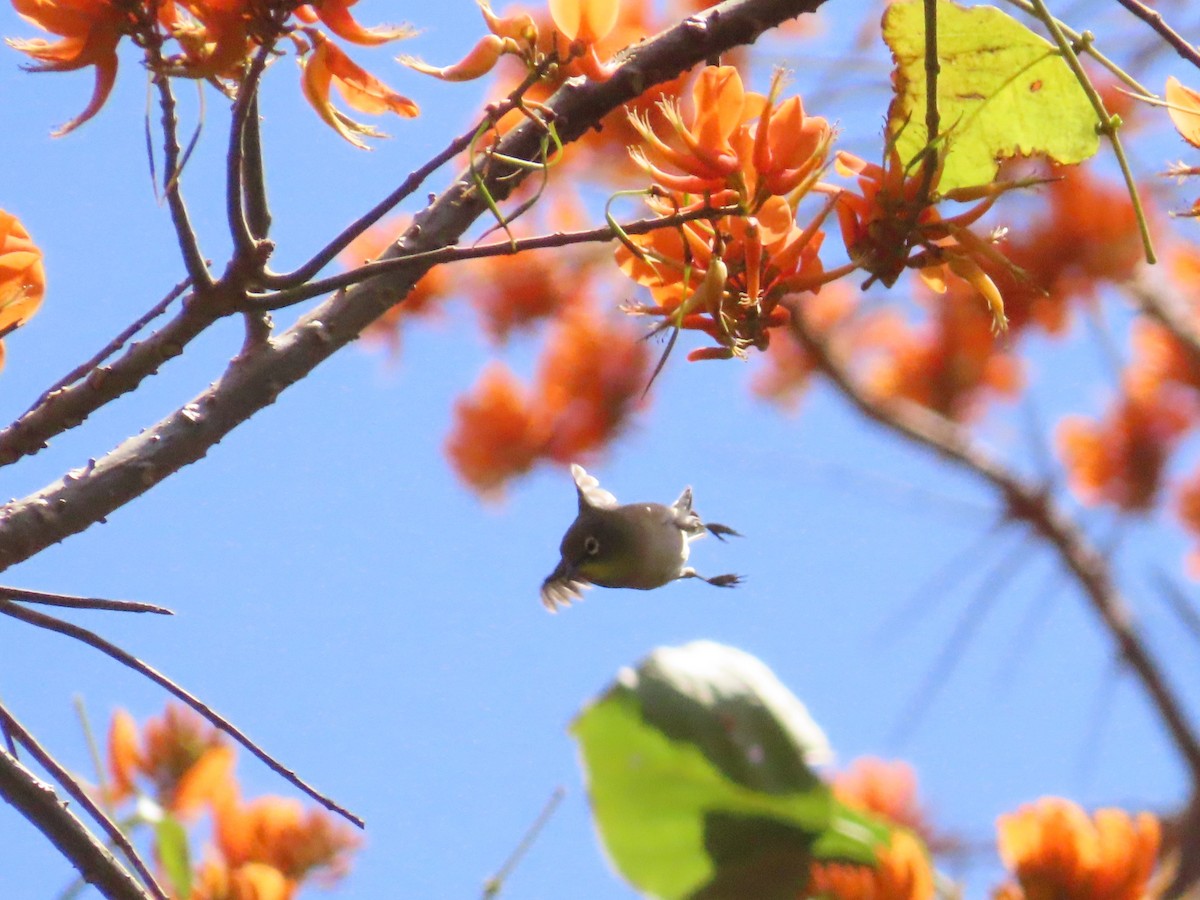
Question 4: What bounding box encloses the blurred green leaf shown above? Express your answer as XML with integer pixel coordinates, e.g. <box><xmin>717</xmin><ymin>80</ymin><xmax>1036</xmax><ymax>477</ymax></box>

<box><xmin>884</xmin><ymin>0</ymin><xmax>1099</xmax><ymax>192</ymax></box>
<box><xmin>571</xmin><ymin>642</ymin><xmax>887</xmax><ymax>900</ymax></box>
<box><xmin>156</xmin><ymin>815</ymin><xmax>192</xmax><ymax>900</ymax></box>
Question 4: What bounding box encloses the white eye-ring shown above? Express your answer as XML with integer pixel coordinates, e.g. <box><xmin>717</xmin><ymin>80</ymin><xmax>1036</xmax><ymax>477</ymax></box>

<box><xmin>584</xmin><ymin>535</ymin><xmax>601</xmax><ymax>555</ymax></box>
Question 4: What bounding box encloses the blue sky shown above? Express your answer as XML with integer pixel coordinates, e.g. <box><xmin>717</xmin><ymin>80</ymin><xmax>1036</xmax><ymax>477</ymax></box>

<box><xmin>1</xmin><ymin>0</ymin><xmax>1198</xmax><ymax>897</ymax></box>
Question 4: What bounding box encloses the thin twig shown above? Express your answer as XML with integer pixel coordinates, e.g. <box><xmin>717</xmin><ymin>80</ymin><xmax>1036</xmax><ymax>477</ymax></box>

<box><xmin>888</xmin><ymin>532</ymin><xmax>1035</xmax><ymax>745</ymax></box>
<box><xmin>0</xmin><ymin>602</ymin><xmax>363</xmax><ymax>828</ymax></box>
<box><xmin>23</xmin><ymin>278</ymin><xmax>193</xmax><ymax>417</ymax></box>
<box><xmin>784</xmin><ymin>295</ymin><xmax>1200</xmax><ymax>785</ymax></box>
<box><xmin>482</xmin><ymin>787</ymin><xmax>565</xmax><ymax>898</ymax></box>
<box><xmin>999</xmin><ymin>0</ymin><xmax>1153</xmax><ymax>96</ymax></box>
<box><xmin>0</xmin><ymin>745</ymin><xmax>151</xmax><ymax>900</ymax></box>
<box><xmin>258</xmin><ymin>59</ymin><xmax>559</xmax><ymax>291</ymax></box>
<box><xmin>917</xmin><ymin>0</ymin><xmax>941</xmax><ymax>200</ymax></box>
<box><xmin>149</xmin><ymin>72</ymin><xmax>211</xmax><ymax>287</ymax></box>
<box><xmin>1112</xmin><ymin>0</ymin><xmax>1200</xmax><ymax>70</ymax></box>
<box><xmin>0</xmin><ymin>590</ymin><xmax>172</xmax><ymax>615</ymax></box>
<box><xmin>227</xmin><ymin>41</ymin><xmax>279</xmax><ymax>263</ymax></box>
<box><xmin>0</xmin><ymin>299</ymin><xmax>222</xmax><ymax>468</ymax></box>
<box><xmin>0</xmin><ymin>703</ymin><xmax>167</xmax><ymax>900</ymax></box>
<box><xmin>1026</xmin><ymin>0</ymin><xmax>1155</xmax><ymax>262</ymax></box>
<box><xmin>256</xmin><ymin>205</ymin><xmax>741</xmax><ymax>310</ymax></box>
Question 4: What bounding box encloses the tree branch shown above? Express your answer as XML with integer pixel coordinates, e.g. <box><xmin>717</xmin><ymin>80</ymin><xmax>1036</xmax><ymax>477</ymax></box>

<box><xmin>0</xmin><ymin>602</ymin><xmax>363</xmax><ymax>827</ymax></box>
<box><xmin>0</xmin><ymin>702</ymin><xmax>167</xmax><ymax>900</ymax></box>
<box><xmin>0</xmin><ymin>0</ymin><xmax>828</xmax><ymax>566</ymax></box>
<box><xmin>782</xmin><ymin>296</ymin><xmax>1200</xmax><ymax>788</ymax></box>
<box><xmin>0</xmin><ymin>744</ymin><xmax>151</xmax><ymax>900</ymax></box>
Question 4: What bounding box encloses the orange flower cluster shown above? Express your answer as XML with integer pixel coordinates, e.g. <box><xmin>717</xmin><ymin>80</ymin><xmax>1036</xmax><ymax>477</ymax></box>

<box><xmin>802</xmin><ymin>757</ymin><xmax>938</xmax><ymax>900</ymax></box>
<box><xmin>1165</xmin><ymin>76</ymin><xmax>1200</xmax><ymax>215</ymax></box>
<box><xmin>106</xmin><ymin>704</ymin><xmax>359</xmax><ymax>899</ymax></box>
<box><xmin>865</xmin><ymin>288</ymin><xmax>1022</xmax><ymax>421</ymax></box>
<box><xmin>8</xmin><ymin>0</ymin><xmax>417</xmax><ymax>141</ymax></box>
<box><xmin>0</xmin><ymin>209</ymin><xmax>45</xmax><ymax>372</ymax></box>
<box><xmin>806</xmin><ymin>828</ymin><xmax>935</xmax><ymax>900</ymax></box>
<box><xmin>1057</xmin><ymin>385</ymin><xmax>1193</xmax><ymax>512</ymax></box>
<box><xmin>752</xmin><ymin>284</ymin><xmax>856</xmax><ymax>409</ymax></box>
<box><xmin>993</xmin><ymin>797</ymin><xmax>1162</xmax><ymax>900</ymax></box>
<box><xmin>830</xmin><ymin>146</ymin><xmax>1025</xmax><ymax>333</ymax></box>
<box><xmin>617</xmin><ymin>66</ymin><xmax>834</xmax><ymax>360</ymax></box>
<box><xmin>401</xmin><ymin>0</ymin><xmax>617</xmax><ymax>84</ymax></box>
<box><xmin>445</xmin><ymin>304</ymin><xmax>648</xmax><ymax>495</ymax></box>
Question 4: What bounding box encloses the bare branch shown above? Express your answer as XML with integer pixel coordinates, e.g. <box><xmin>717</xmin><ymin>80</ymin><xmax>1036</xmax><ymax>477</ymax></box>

<box><xmin>0</xmin><ymin>602</ymin><xmax>363</xmax><ymax>828</ymax></box>
<box><xmin>0</xmin><ymin>744</ymin><xmax>151</xmax><ymax>900</ymax></box>
<box><xmin>0</xmin><ymin>300</ymin><xmax>220</xmax><ymax>468</ymax></box>
<box><xmin>23</xmin><ymin>277</ymin><xmax>192</xmax><ymax>416</ymax></box>
<box><xmin>1112</xmin><ymin>0</ymin><xmax>1200</xmax><ymax>70</ymax></box>
<box><xmin>257</xmin><ymin>204</ymin><xmax>741</xmax><ymax>309</ymax></box>
<box><xmin>0</xmin><ymin>703</ymin><xmax>167</xmax><ymax>900</ymax></box>
<box><xmin>0</xmin><ymin>590</ymin><xmax>172</xmax><ymax>615</ymax></box>
<box><xmin>0</xmin><ymin>0</ymin><xmax>829</xmax><ymax>566</ymax></box>
<box><xmin>783</xmin><ymin>295</ymin><xmax>1200</xmax><ymax>787</ymax></box>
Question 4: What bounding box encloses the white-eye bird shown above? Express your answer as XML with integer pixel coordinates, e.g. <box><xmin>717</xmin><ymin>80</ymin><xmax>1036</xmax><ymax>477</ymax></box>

<box><xmin>540</xmin><ymin>464</ymin><xmax>742</xmax><ymax>611</ymax></box>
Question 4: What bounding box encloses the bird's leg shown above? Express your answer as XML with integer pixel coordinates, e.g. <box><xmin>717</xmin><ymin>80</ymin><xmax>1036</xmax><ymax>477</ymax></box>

<box><xmin>705</xmin><ymin>522</ymin><xmax>741</xmax><ymax>541</ymax></box>
<box><xmin>679</xmin><ymin>568</ymin><xmax>743</xmax><ymax>587</ymax></box>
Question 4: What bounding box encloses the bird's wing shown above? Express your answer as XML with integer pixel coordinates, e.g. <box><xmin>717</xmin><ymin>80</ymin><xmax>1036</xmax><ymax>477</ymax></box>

<box><xmin>571</xmin><ymin>464</ymin><xmax>618</xmax><ymax>510</ymax></box>
<box><xmin>540</xmin><ymin>575</ymin><xmax>591</xmax><ymax>612</ymax></box>
<box><xmin>670</xmin><ymin>486</ymin><xmax>707</xmax><ymax>538</ymax></box>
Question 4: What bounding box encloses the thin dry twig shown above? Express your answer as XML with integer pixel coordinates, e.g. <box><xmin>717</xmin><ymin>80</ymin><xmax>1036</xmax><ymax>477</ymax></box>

<box><xmin>259</xmin><ymin>58</ymin><xmax>561</xmax><ymax>291</ymax></box>
<box><xmin>256</xmin><ymin>204</ymin><xmax>741</xmax><ymax>310</ymax></box>
<box><xmin>0</xmin><ymin>602</ymin><xmax>363</xmax><ymax>828</ymax></box>
<box><xmin>0</xmin><ymin>590</ymin><xmax>172</xmax><ymax>615</ymax></box>
<box><xmin>23</xmin><ymin>276</ymin><xmax>192</xmax><ymax>416</ymax></box>
<box><xmin>0</xmin><ymin>702</ymin><xmax>167</xmax><ymax>900</ymax></box>
<box><xmin>1112</xmin><ymin>0</ymin><xmax>1200</xmax><ymax>70</ymax></box>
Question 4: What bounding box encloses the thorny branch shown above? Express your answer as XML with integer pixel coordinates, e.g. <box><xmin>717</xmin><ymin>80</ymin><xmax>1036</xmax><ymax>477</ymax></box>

<box><xmin>783</xmin><ymin>294</ymin><xmax>1200</xmax><ymax>884</ymax></box>
<box><xmin>0</xmin><ymin>703</ymin><xmax>167</xmax><ymax>900</ymax></box>
<box><xmin>0</xmin><ymin>745</ymin><xmax>151</xmax><ymax>900</ymax></box>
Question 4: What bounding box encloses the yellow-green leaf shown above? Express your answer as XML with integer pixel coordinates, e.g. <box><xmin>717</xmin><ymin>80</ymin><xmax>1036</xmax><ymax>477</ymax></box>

<box><xmin>884</xmin><ymin>0</ymin><xmax>1100</xmax><ymax>192</ymax></box>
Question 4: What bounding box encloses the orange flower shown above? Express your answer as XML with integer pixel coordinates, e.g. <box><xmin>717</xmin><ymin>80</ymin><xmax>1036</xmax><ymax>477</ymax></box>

<box><xmin>1166</xmin><ymin>76</ymin><xmax>1200</xmax><ymax>150</ymax></box>
<box><xmin>993</xmin><ymin>797</ymin><xmax>1162</xmax><ymax>900</ymax></box>
<box><xmin>296</xmin><ymin>0</ymin><xmax>413</xmax><ymax>46</ymax></box>
<box><xmin>534</xmin><ymin>304</ymin><xmax>648</xmax><ymax>462</ymax></box>
<box><xmin>628</xmin><ymin>65</ymin><xmax>760</xmax><ymax>196</ymax></box>
<box><xmin>192</xmin><ymin>859</ymin><xmax>294</xmax><ymax>900</ymax></box>
<box><xmin>445</xmin><ymin>302</ymin><xmax>648</xmax><ymax>495</ymax></box>
<box><xmin>8</xmin><ymin>0</ymin><xmax>129</xmax><ymax>134</ymax></box>
<box><xmin>0</xmin><ymin>209</ymin><xmax>46</xmax><ymax>371</ymax></box>
<box><xmin>833</xmin><ymin>758</ymin><xmax>937</xmax><ymax>848</ymax></box>
<box><xmin>865</xmin><ymin>287</ymin><xmax>1022</xmax><ymax>420</ymax></box>
<box><xmin>1058</xmin><ymin>385</ymin><xmax>1194</xmax><ymax>511</ymax></box>
<box><xmin>806</xmin><ymin>828</ymin><xmax>935</xmax><ymax>900</ymax></box>
<box><xmin>548</xmin><ymin>0</ymin><xmax>618</xmax><ymax>79</ymax></box>
<box><xmin>301</xmin><ymin>29</ymin><xmax>418</xmax><ymax>148</ymax></box>
<box><xmin>215</xmin><ymin>794</ymin><xmax>360</xmax><ymax>884</ymax></box>
<box><xmin>105</xmin><ymin>704</ymin><xmax>236</xmax><ymax>816</ymax></box>
<box><xmin>400</xmin><ymin>0</ymin><xmax>537</xmax><ymax>81</ymax></box>
<box><xmin>829</xmin><ymin>145</ymin><xmax>1031</xmax><ymax>332</ymax></box>
<box><xmin>752</xmin><ymin>284</ymin><xmax>855</xmax><ymax>409</ymax></box>
<box><xmin>446</xmin><ymin>363</ymin><xmax>544</xmax><ymax>495</ymax></box>
<box><xmin>617</xmin><ymin>195</ymin><xmax>828</xmax><ymax>360</ymax></box>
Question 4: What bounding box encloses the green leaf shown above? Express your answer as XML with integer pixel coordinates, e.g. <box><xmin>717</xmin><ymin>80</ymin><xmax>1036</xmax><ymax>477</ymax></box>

<box><xmin>155</xmin><ymin>814</ymin><xmax>192</xmax><ymax>900</ymax></box>
<box><xmin>883</xmin><ymin>0</ymin><xmax>1100</xmax><ymax>192</ymax></box>
<box><xmin>570</xmin><ymin>641</ymin><xmax>887</xmax><ymax>900</ymax></box>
